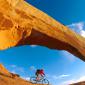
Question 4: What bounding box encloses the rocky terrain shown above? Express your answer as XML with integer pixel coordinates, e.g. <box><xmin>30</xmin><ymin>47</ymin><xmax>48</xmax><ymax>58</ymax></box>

<box><xmin>0</xmin><ymin>64</ymin><xmax>46</xmax><ymax>85</ymax></box>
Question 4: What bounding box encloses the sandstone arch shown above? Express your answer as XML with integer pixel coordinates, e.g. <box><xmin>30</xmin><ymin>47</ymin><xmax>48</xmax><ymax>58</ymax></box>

<box><xmin>0</xmin><ymin>0</ymin><xmax>85</xmax><ymax>61</ymax></box>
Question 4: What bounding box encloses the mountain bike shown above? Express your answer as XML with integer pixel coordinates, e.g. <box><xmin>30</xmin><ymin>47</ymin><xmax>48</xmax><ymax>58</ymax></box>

<box><xmin>30</xmin><ymin>75</ymin><xmax>49</xmax><ymax>85</ymax></box>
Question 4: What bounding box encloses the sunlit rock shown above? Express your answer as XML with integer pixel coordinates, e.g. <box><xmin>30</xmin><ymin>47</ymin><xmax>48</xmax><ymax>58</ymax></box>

<box><xmin>0</xmin><ymin>0</ymin><xmax>85</xmax><ymax>61</ymax></box>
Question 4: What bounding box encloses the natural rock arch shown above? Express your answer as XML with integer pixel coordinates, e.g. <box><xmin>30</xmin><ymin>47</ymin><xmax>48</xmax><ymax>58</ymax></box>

<box><xmin>0</xmin><ymin>0</ymin><xmax>85</xmax><ymax>61</ymax></box>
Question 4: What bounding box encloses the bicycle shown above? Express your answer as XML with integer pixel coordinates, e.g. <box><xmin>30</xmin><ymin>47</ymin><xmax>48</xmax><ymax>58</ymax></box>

<box><xmin>30</xmin><ymin>75</ymin><xmax>49</xmax><ymax>85</ymax></box>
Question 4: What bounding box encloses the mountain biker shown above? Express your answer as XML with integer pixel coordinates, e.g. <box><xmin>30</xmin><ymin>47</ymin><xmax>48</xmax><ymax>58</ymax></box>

<box><xmin>35</xmin><ymin>69</ymin><xmax>45</xmax><ymax>80</ymax></box>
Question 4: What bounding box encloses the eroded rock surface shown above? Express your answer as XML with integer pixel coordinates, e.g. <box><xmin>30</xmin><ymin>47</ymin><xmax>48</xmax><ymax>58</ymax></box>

<box><xmin>0</xmin><ymin>0</ymin><xmax>85</xmax><ymax>61</ymax></box>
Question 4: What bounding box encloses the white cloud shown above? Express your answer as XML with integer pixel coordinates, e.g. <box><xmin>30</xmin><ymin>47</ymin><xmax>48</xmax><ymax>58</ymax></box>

<box><xmin>7</xmin><ymin>64</ymin><xmax>32</xmax><ymax>81</ymax></box>
<box><xmin>47</xmin><ymin>74</ymin><xmax>70</xmax><ymax>81</ymax></box>
<box><xmin>10</xmin><ymin>65</ymin><xmax>17</xmax><ymax>68</ymax></box>
<box><xmin>61</xmin><ymin>76</ymin><xmax>85</xmax><ymax>85</ymax></box>
<box><xmin>22</xmin><ymin>76</ymin><xmax>30</xmax><ymax>81</ymax></box>
<box><xmin>25</xmin><ymin>77</ymin><xmax>30</xmax><ymax>81</ymax></box>
<box><xmin>76</xmin><ymin>76</ymin><xmax>85</xmax><ymax>82</ymax></box>
<box><xmin>59</xmin><ymin>74</ymin><xmax>70</xmax><ymax>78</ymax></box>
<box><xmin>80</xmin><ymin>30</ymin><xmax>85</xmax><ymax>37</ymax></box>
<box><xmin>61</xmin><ymin>79</ymin><xmax>76</xmax><ymax>85</ymax></box>
<box><xmin>67</xmin><ymin>22</ymin><xmax>85</xmax><ymax>38</ymax></box>
<box><xmin>29</xmin><ymin>66</ymin><xmax>36</xmax><ymax>71</ymax></box>
<box><xmin>52</xmin><ymin>74</ymin><xmax>70</xmax><ymax>80</ymax></box>
<box><xmin>11</xmin><ymin>70</ymin><xmax>16</xmax><ymax>74</ymax></box>
<box><xmin>30</xmin><ymin>45</ymin><xmax>37</xmax><ymax>48</ymax></box>
<box><xmin>8</xmin><ymin>64</ymin><xmax>25</xmax><ymax>74</ymax></box>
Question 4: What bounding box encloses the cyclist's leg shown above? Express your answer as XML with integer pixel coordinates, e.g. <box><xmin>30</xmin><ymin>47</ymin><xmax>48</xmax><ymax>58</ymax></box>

<box><xmin>36</xmin><ymin>74</ymin><xmax>40</xmax><ymax>81</ymax></box>
<box><xmin>41</xmin><ymin>74</ymin><xmax>44</xmax><ymax>80</ymax></box>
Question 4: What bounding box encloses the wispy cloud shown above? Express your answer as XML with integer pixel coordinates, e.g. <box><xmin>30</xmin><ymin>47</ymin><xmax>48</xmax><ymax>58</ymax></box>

<box><xmin>29</xmin><ymin>66</ymin><xmax>36</xmax><ymax>71</ymax></box>
<box><xmin>8</xmin><ymin>64</ymin><xmax>25</xmax><ymax>74</ymax></box>
<box><xmin>59</xmin><ymin>74</ymin><xmax>70</xmax><ymax>78</ymax></box>
<box><xmin>61</xmin><ymin>76</ymin><xmax>85</xmax><ymax>85</ymax></box>
<box><xmin>30</xmin><ymin>45</ymin><xmax>37</xmax><ymax>48</ymax></box>
<box><xmin>21</xmin><ymin>76</ymin><xmax>30</xmax><ymax>81</ymax></box>
<box><xmin>7</xmin><ymin>64</ymin><xmax>34</xmax><ymax>82</ymax></box>
<box><xmin>67</xmin><ymin>22</ymin><xmax>85</xmax><ymax>38</ymax></box>
<box><xmin>77</xmin><ymin>76</ymin><xmax>85</xmax><ymax>82</ymax></box>
<box><xmin>52</xmin><ymin>74</ymin><xmax>70</xmax><ymax>80</ymax></box>
<box><xmin>47</xmin><ymin>74</ymin><xmax>70</xmax><ymax>80</ymax></box>
<box><xmin>80</xmin><ymin>30</ymin><xmax>85</xmax><ymax>37</ymax></box>
<box><xmin>46</xmin><ymin>74</ymin><xmax>71</xmax><ymax>85</ymax></box>
<box><xmin>10</xmin><ymin>65</ymin><xmax>17</xmax><ymax>68</ymax></box>
<box><xmin>61</xmin><ymin>79</ymin><xmax>76</xmax><ymax>85</ymax></box>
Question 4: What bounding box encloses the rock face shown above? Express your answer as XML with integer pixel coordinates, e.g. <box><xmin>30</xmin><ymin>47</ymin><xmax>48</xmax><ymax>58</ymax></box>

<box><xmin>0</xmin><ymin>0</ymin><xmax>85</xmax><ymax>61</ymax></box>
<box><xmin>0</xmin><ymin>64</ymin><xmax>10</xmax><ymax>74</ymax></box>
<box><xmin>0</xmin><ymin>64</ymin><xmax>46</xmax><ymax>85</ymax></box>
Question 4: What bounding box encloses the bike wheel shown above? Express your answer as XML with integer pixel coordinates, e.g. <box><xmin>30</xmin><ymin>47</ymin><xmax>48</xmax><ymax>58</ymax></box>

<box><xmin>42</xmin><ymin>79</ymin><xmax>49</xmax><ymax>85</ymax></box>
<box><xmin>30</xmin><ymin>77</ymin><xmax>37</xmax><ymax>84</ymax></box>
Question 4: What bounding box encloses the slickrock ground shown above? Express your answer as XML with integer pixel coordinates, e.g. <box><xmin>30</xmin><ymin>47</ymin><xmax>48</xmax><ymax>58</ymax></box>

<box><xmin>0</xmin><ymin>0</ymin><xmax>85</xmax><ymax>61</ymax></box>
<box><xmin>0</xmin><ymin>64</ymin><xmax>46</xmax><ymax>85</ymax></box>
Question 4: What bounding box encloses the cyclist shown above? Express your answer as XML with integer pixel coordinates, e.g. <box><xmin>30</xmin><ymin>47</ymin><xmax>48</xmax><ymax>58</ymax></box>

<box><xmin>30</xmin><ymin>69</ymin><xmax>49</xmax><ymax>84</ymax></box>
<box><xmin>35</xmin><ymin>69</ymin><xmax>45</xmax><ymax>80</ymax></box>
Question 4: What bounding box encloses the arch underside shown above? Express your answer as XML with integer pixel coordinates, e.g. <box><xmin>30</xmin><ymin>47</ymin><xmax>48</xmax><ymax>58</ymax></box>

<box><xmin>0</xmin><ymin>0</ymin><xmax>85</xmax><ymax>61</ymax></box>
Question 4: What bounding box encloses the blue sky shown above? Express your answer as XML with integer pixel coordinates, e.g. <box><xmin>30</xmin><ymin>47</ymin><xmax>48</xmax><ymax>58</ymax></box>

<box><xmin>0</xmin><ymin>0</ymin><xmax>85</xmax><ymax>85</ymax></box>
<box><xmin>27</xmin><ymin>0</ymin><xmax>85</xmax><ymax>25</ymax></box>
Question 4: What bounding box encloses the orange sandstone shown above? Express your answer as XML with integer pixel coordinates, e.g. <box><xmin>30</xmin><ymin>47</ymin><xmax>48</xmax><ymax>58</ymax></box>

<box><xmin>0</xmin><ymin>0</ymin><xmax>85</xmax><ymax>61</ymax></box>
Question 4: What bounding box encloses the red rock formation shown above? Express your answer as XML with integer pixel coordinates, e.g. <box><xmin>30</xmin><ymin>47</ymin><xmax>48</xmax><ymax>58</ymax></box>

<box><xmin>0</xmin><ymin>64</ymin><xmax>10</xmax><ymax>74</ymax></box>
<box><xmin>0</xmin><ymin>0</ymin><xmax>85</xmax><ymax>61</ymax></box>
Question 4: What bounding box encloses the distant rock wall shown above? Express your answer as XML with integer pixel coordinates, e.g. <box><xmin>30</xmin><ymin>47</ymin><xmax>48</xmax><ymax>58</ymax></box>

<box><xmin>0</xmin><ymin>0</ymin><xmax>85</xmax><ymax>61</ymax></box>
